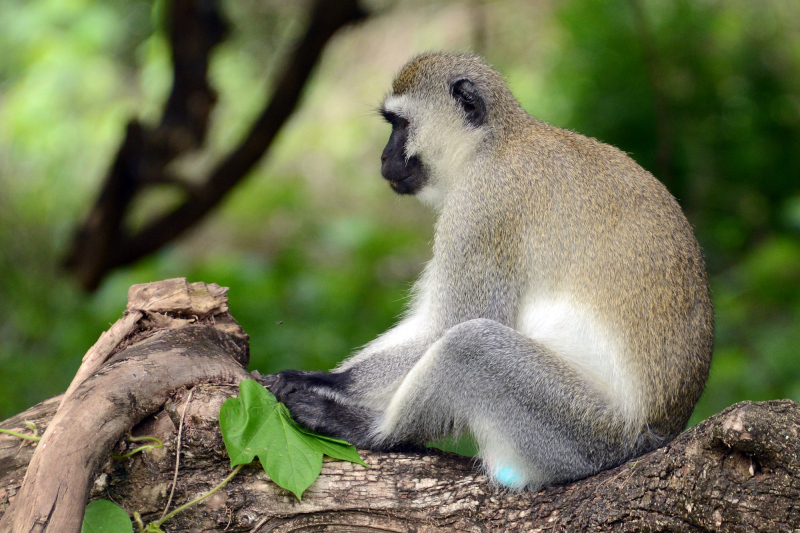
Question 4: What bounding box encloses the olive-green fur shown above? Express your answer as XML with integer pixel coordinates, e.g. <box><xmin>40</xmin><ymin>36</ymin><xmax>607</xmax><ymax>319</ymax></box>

<box><xmin>271</xmin><ymin>53</ymin><xmax>715</xmax><ymax>491</ymax></box>
<box><xmin>394</xmin><ymin>52</ymin><xmax>713</xmax><ymax>441</ymax></box>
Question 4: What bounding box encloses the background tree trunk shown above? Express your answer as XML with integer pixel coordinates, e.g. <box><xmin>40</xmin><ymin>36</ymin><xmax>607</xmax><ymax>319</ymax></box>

<box><xmin>1</xmin><ymin>279</ymin><xmax>798</xmax><ymax>532</ymax></box>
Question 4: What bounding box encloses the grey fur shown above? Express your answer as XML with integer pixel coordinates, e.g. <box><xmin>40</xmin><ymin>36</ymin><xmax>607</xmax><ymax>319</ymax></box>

<box><xmin>266</xmin><ymin>52</ymin><xmax>713</xmax><ymax>490</ymax></box>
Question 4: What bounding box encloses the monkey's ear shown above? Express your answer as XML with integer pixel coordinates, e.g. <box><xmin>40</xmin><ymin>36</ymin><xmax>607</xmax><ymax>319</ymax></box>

<box><xmin>450</xmin><ymin>78</ymin><xmax>486</xmax><ymax>128</ymax></box>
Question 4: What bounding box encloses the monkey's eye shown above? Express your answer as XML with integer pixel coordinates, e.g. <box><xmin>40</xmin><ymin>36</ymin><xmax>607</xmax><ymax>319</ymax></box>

<box><xmin>381</xmin><ymin>110</ymin><xmax>408</xmax><ymax>129</ymax></box>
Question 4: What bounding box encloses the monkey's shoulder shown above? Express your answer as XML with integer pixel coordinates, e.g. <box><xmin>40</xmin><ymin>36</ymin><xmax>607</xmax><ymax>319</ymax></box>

<box><xmin>482</xmin><ymin>120</ymin><xmax>678</xmax><ymax>210</ymax></box>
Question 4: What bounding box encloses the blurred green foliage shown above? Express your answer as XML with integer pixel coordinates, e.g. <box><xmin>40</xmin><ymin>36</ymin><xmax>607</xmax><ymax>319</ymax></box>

<box><xmin>0</xmin><ymin>0</ymin><xmax>798</xmax><ymax>431</ymax></box>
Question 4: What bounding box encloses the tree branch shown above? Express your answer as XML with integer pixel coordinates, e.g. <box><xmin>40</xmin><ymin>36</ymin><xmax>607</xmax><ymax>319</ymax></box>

<box><xmin>0</xmin><ymin>279</ymin><xmax>251</xmax><ymax>532</ymax></box>
<box><xmin>64</xmin><ymin>0</ymin><xmax>368</xmax><ymax>291</ymax></box>
<box><xmin>1</xmin><ymin>279</ymin><xmax>799</xmax><ymax>531</ymax></box>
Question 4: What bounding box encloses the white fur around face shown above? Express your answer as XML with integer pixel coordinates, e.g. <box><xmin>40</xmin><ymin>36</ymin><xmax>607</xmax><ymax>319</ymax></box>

<box><xmin>383</xmin><ymin>93</ymin><xmax>486</xmax><ymax>211</ymax></box>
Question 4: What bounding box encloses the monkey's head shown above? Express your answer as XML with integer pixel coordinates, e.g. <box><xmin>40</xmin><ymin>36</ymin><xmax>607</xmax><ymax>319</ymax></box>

<box><xmin>379</xmin><ymin>53</ymin><xmax>524</xmax><ymax>207</ymax></box>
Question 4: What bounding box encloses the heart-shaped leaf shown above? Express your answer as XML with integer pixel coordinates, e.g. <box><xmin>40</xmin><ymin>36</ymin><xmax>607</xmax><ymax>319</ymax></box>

<box><xmin>220</xmin><ymin>379</ymin><xmax>367</xmax><ymax>499</ymax></box>
<box><xmin>81</xmin><ymin>499</ymin><xmax>132</xmax><ymax>533</ymax></box>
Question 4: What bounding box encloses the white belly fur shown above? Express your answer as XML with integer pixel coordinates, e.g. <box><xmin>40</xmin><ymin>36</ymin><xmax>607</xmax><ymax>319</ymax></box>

<box><xmin>515</xmin><ymin>295</ymin><xmax>643</xmax><ymax>429</ymax></box>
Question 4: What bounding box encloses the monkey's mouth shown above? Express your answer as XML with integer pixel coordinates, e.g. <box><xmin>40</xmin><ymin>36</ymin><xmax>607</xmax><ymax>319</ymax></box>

<box><xmin>382</xmin><ymin>156</ymin><xmax>426</xmax><ymax>195</ymax></box>
<box><xmin>388</xmin><ymin>172</ymin><xmax>423</xmax><ymax>195</ymax></box>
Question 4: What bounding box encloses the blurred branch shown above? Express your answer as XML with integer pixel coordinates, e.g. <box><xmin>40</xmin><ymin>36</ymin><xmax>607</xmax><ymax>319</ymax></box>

<box><xmin>63</xmin><ymin>0</ymin><xmax>368</xmax><ymax>292</ymax></box>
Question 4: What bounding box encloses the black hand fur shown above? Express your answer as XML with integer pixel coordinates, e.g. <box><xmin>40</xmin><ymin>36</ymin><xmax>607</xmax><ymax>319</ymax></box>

<box><xmin>260</xmin><ymin>370</ymin><xmax>423</xmax><ymax>452</ymax></box>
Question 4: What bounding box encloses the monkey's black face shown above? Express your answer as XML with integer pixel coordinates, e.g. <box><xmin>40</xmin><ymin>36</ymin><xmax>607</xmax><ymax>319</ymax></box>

<box><xmin>380</xmin><ymin>110</ymin><xmax>426</xmax><ymax>195</ymax></box>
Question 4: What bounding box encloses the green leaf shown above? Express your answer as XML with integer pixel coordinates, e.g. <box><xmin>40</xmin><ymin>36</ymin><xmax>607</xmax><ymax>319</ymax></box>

<box><xmin>294</xmin><ymin>424</ymin><xmax>368</xmax><ymax>467</ymax></box>
<box><xmin>219</xmin><ymin>379</ymin><xmax>368</xmax><ymax>500</ymax></box>
<box><xmin>220</xmin><ymin>380</ymin><xmax>321</xmax><ymax>499</ymax></box>
<box><xmin>81</xmin><ymin>500</ymin><xmax>132</xmax><ymax>533</ymax></box>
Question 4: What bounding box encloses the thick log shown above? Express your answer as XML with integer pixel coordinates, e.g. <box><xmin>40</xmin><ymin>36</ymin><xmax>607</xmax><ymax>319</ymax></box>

<box><xmin>1</xmin><ymin>279</ymin><xmax>799</xmax><ymax>531</ymax></box>
<box><xmin>0</xmin><ymin>279</ymin><xmax>250</xmax><ymax>533</ymax></box>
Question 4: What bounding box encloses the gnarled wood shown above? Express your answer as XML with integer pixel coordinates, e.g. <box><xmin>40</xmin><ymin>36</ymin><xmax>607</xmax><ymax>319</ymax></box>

<box><xmin>1</xmin><ymin>279</ymin><xmax>799</xmax><ymax>531</ymax></box>
<box><xmin>3</xmin><ymin>393</ymin><xmax>799</xmax><ymax>532</ymax></box>
<box><xmin>0</xmin><ymin>279</ymin><xmax>250</xmax><ymax>533</ymax></box>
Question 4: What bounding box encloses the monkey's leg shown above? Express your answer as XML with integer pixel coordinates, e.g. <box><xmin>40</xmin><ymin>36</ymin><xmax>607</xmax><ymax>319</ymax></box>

<box><xmin>376</xmin><ymin>318</ymin><xmax>634</xmax><ymax>490</ymax></box>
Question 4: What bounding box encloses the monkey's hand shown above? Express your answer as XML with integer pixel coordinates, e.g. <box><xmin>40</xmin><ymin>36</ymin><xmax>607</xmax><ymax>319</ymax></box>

<box><xmin>262</xmin><ymin>369</ymin><xmax>326</xmax><ymax>397</ymax></box>
<box><xmin>260</xmin><ymin>370</ymin><xmax>379</xmax><ymax>449</ymax></box>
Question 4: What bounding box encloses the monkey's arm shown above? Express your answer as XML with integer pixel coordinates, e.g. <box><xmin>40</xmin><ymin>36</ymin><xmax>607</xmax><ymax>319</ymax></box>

<box><xmin>266</xmin><ymin>206</ymin><xmax>529</xmax><ymax>449</ymax></box>
<box><xmin>263</xmin><ymin>317</ymin><xmax>436</xmax><ymax>448</ymax></box>
<box><xmin>267</xmin><ymin>314</ymin><xmax>640</xmax><ymax>490</ymax></box>
<box><xmin>261</xmin><ymin>369</ymin><xmax>387</xmax><ymax>447</ymax></box>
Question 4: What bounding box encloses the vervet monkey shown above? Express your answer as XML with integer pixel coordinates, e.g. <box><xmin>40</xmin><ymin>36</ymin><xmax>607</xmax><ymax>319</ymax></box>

<box><xmin>266</xmin><ymin>52</ymin><xmax>713</xmax><ymax>490</ymax></box>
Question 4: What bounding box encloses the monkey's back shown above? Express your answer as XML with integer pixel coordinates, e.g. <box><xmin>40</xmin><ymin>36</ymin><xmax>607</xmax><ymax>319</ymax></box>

<box><xmin>499</xmin><ymin>120</ymin><xmax>713</xmax><ymax>440</ymax></box>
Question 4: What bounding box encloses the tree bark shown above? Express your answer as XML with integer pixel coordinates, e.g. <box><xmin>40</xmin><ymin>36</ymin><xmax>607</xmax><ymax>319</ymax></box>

<box><xmin>0</xmin><ymin>279</ymin><xmax>251</xmax><ymax>532</ymax></box>
<box><xmin>1</xmin><ymin>280</ymin><xmax>799</xmax><ymax>532</ymax></box>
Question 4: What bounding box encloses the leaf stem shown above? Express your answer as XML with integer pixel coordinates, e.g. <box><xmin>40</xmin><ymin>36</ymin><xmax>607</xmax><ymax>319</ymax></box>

<box><xmin>150</xmin><ymin>464</ymin><xmax>244</xmax><ymax>529</ymax></box>
<box><xmin>0</xmin><ymin>428</ymin><xmax>41</xmax><ymax>441</ymax></box>
<box><xmin>162</xmin><ymin>388</ymin><xmax>194</xmax><ymax>519</ymax></box>
<box><xmin>112</xmin><ymin>436</ymin><xmax>164</xmax><ymax>459</ymax></box>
